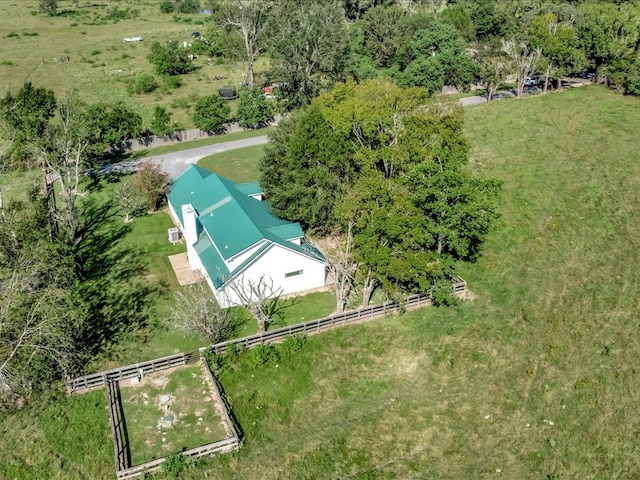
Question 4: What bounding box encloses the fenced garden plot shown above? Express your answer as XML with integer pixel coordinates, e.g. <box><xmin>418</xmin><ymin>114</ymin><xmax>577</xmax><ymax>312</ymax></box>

<box><xmin>118</xmin><ymin>364</ymin><xmax>228</xmax><ymax>466</ymax></box>
<box><xmin>103</xmin><ymin>361</ymin><xmax>239</xmax><ymax>479</ymax></box>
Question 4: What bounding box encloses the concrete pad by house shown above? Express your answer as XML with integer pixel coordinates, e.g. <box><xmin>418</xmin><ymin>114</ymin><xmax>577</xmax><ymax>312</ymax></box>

<box><xmin>168</xmin><ymin>253</ymin><xmax>201</xmax><ymax>286</ymax></box>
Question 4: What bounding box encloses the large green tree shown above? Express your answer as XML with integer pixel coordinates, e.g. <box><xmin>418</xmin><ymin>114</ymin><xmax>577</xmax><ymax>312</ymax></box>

<box><xmin>529</xmin><ymin>12</ymin><xmax>585</xmax><ymax>92</ymax></box>
<box><xmin>260</xmin><ymin>106</ymin><xmax>354</xmax><ymax>232</ymax></box>
<box><xmin>266</xmin><ymin>0</ymin><xmax>350</xmax><ymax>109</ymax></box>
<box><xmin>261</xmin><ymin>79</ymin><xmax>500</xmax><ymax>298</ymax></box>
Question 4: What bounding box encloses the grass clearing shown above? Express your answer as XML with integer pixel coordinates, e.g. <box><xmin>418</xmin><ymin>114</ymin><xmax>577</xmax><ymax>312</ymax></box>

<box><xmin>120</xmin><ymin>364</ymin><xmax>228</xmax><ymax>466</ymax></box>
<box><xmin>0</xmin><ymin>1</ymin><xmax>271</xmax><ymax>128</ymax></box>
<box><xmin>197</xmin><ymin>144</ymin><xmax>265</xmax><ymax>183</ymax></box>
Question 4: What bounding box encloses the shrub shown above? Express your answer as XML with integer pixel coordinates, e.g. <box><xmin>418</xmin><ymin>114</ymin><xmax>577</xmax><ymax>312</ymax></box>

<box><xmin>6</xmin><ymin>32</ymin><xmax>19</xmax><ymax>38</ymax></box>
<box><xmin>430</xmin><ymin>278</ymin><xmax>460</xmax><ymax>307</ymax></box>
<box><xmin>162</xmin><ymin>453</ymin><xmax>195</xmax><ymax>478</ymax></box>
<box><xmin>280</xmin><ymin>334</ymin><xmax>307</xmax><ymax>355</ymax></box>
<box><xmin>131</xmin><ymin>161</ymin><xmax>169</xmax><ymax>212</ymax></box>
<box><xmin>237</xmin><ymin>88</ymin><xmax>274</xmax><ymax>129</ymax></box>
<box><xmin>248</xmin><ymin>344</ymin><xmax>279</xmax><ymax>367</ymax></box>
<box><xmin>175</xmin><ymin>0</ymin><xmax>200</xmax><ymax>14</ymax></box>
<box><xmin>127</xmin><ymin>74</ymin><xmax>158</xmax><ymax>95</ymax></box>
<box><xmin>193</xmin><ymin>95</ymin><xmax>230</xmax><ymax>133</ymax></box>
<box><xmin>159</xmin><ymin>0</ymin><xmax>174</xmax><ymax>13</ymax></box>
<box><xmin>90</xmin><ymin>50</ymin><xmax>101</xmax><ymax>56</ymax></box>
<box><xmin>150</xmin><ymin>105</ymin><xmax>177</xmax><ymax>136</ymax></box>
<box><xmin>147</xmin><ymin>40</ymin><xmax>193</xmax><ymax>76</ymax></box>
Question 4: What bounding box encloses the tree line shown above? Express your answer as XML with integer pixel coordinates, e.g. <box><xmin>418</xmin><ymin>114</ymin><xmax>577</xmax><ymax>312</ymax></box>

<box><xmin>0</xmin><ymin>83</ymin><xmax>170</xmax><ymax>407</ymax></box>
<box><xmin>206</xmin><ymin>0</ymin><xmax>640</xmax><ymax>106</ymax></box>
<box><xmin>260</xmin><ymin>79</ymin><xmax>501</xmax><ymax>310</ymax></box>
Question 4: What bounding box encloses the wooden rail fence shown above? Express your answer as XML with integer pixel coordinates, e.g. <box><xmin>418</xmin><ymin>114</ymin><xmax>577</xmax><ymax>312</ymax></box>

<box><xmin>68</xmin><ymin>279</ymin><xmax>465</xmax><ymax>479</ymax></box>
<box><xmin>66</xmin><ymin>351</ymin><xmax>199</xmax><ymax>394</ymax></box>
<box><xmin>66</xmin><ymin>279</ymin><xmax>466</xmax><ymax>394</ymax></box>
<box><xmin>102</xmin><ymin>358</ymin><xmax>240</xmax><ymax>480</ymax></box>
<box><xmin>105</xmin><ymin>375</ymin><xmax>130</xmax><ymax>471</ymax></box>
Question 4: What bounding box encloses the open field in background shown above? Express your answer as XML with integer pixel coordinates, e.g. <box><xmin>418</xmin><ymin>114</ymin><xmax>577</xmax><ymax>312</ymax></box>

<box><xmin>120</xmin><ymin>364</ymin><xmax>228</xmax><ymax>466</ymax></box>
<box><xmin>0</xmin><ymin>0</ymin><xmax>269</xmax><ymax>128</ymax></box>
<box><xmin>2</xmin><ymin>85</ymin><xmax>640</xmax><ymax>479</ymax></box>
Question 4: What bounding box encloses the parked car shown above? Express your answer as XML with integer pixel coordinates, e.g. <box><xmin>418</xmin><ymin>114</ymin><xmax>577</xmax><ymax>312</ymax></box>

<box><xmin>190</xmin><ymin>31</ymin><xmax>200</xmax><ymax>38</ymax></box>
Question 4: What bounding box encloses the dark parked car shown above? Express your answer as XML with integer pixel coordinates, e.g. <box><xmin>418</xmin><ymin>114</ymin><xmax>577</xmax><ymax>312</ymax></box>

<box><xmin>190</xmin><ymin>31</ymin><xmax>200</xmax><ymax>38</ymax></box>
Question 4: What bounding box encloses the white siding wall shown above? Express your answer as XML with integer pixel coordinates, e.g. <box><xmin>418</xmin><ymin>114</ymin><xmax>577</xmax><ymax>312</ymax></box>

<box><xmin>217</xmin><ymin>244</ymin><xmax>326</xmax><ymax>307</ymax></box>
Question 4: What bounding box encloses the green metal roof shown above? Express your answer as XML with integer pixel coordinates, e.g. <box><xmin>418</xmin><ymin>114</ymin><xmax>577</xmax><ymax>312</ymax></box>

<box><xmin>234</xmin><ymin>181</ymin><xmax>263</xmax><ymax>196</ymax></box>
<box><xmin>268</xmin><ymin>224</ymin><xmax>304</xmax><ymax>241</ymax></box>
<box><xmin>167</xmin><ymin>165</ymin><xmax>326</xmax><ymax>285</ymax></box>
<box><xmin>193</xmin><ymin>231</ymin><xmax>229</xmax><ymax>288</ymax></box>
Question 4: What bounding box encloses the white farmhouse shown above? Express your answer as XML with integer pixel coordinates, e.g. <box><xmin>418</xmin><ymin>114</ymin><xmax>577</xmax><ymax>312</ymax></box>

<box><xmin>167</xmin><ymin>165</ymin><xmax>328</xmax><ymax>307</ymax></box>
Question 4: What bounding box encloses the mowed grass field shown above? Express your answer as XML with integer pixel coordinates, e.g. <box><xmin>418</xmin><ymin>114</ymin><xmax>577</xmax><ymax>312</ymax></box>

<box><xmin>2</xmin><ymin>85</ymin><xmax>640</xmax><ymax>479</ymax></box>
<box><xmin>0</xmin><ymin>0</ymin><xmax>267</xmax><ymax>128</ymax></box>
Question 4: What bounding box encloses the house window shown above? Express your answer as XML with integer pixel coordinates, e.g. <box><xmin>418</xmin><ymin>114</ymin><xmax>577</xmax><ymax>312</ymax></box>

<box><xmin>285</xmin><ymin>269</ymin><xmax>303</xmax><ymax>278</ymax></box>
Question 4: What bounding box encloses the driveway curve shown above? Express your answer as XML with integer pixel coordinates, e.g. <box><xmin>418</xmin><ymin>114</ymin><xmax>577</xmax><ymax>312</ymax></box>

<box><xmin>102</xmin><ymin>135</ymin><xmax>269</xmax><ymax>179</ymax></box>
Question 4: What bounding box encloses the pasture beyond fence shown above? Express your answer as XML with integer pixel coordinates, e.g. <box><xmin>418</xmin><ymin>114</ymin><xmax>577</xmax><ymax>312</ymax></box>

<box><xmin>66</xmin><ymin>279</ymin><xmax>465</xmax><ymax>479</ymax></box>
<box><xmin>67</xmin><ymin>278</ymin><xmax>466</xmax><ymax>394</ymax></box>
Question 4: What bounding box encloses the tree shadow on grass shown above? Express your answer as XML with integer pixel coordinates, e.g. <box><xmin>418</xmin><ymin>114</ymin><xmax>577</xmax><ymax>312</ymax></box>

<box><xmin>71</xmin><ymin>199</ymin><xmax>160</xmax><ymax>368</ymax></box>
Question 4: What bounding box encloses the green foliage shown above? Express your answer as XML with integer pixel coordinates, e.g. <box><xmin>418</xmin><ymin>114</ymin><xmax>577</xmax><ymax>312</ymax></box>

<box><xmin>280</xmin><ymin>334</ymin><xmax>307</xmax><ymax>355</ymax></box>
<box><xmin>439</xmin><ymin>3</ymin><xmax>475</xmax><ymax>41</ymax></box>
<box><xmin>266</xmin><ymin>0</ymin><xmax>350</xmax><ymax>109</ymax></box>
<box><xmin>160</xmin><ymin>0</ymin><xmax>174</xmax><ymax>13</ymax></box>
<box><xmin>127</xmin><ymin>73</ymin><xmax>158</xmax><ymax>95</ymax></box>
<box><xmin>430</xmin><ymin>277</ymin><xmax>461</xmax><ymax>307</ymax></box>
<box><xmin>193</xmin><ymin>95</ymin><xmax>230</xmax><ymax>133</ymax></box>
<box><xmin>147</xmin><ymin>40</ymin><xmax>193</xmax><ymax>76</ymax></box>
<box><xmin>529</xmin><ymin>12</ymin><xmax>585</xmax><ymax>87</ymax></box>
<box><xmin>84</xmin><ymin>102</ymin><xmax>142</xmax><ymax>157</ymax></box>
<box><xmin>400</xmin><ymin>55</ymin><xmax>444</xmax><ymax>93</ymax></box>
<box><xmin>174</xmin><ymin>0</ymin><xmax>200</xmax><ymax>14</ymax></box>
<box><xmin>0</xmin><ymin>82</ymin><xmax>56</xmax><ymax>167</ymax></box>
<box><xmin>150</xmin><ymin>106</ymin><xmax>177</xmax><ymax>137</ymax></box>
<box><xmin>237</xmin><ymin>88</ymin><xmax>273</xmax><ymax>129</ymax></box>
<box><xmin>249</xmin><ymin>344</ymin><xmax>279</xmax><ymax>367</ymax></box>
<box><xmin>361</xmin><ymin>5</ymin><xmax>406</xmax><ymax>69</ymax></box>
<box><xmin>263</xmin><ymin>79</ymin><xmax>500</xmax><ymax>295</ymax></box>
<box><xmin>131</xmin><ymin>161</ymin><xmax>170</xmax><ymax>212</ymax></box>
<box><xmin>260</xmin><ymin>105</ymin><xmax>354</xmax><ymax>233</ymax></box>
<box><xmin>162</xmin><ymin>453</ymin><xmax>195</xmax><ymax>478</ymax></box>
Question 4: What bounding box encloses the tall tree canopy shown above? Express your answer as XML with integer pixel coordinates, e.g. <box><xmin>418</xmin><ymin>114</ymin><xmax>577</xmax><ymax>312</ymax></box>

<box><xmin>266</xmin><ymin>0</ymin><xmax>350</xmax><ymax>109</ymax></box>
<box><xmin>260</xmin><ymin>79</ymin><xmax>500</xmax><ymax>296</ymax></box>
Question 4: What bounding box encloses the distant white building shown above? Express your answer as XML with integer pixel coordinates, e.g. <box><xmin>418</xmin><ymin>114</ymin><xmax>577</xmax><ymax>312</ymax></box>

<box><xmin>167</xmin><ymin>165</ymin><xmax>327</xmax><ymax>308</ymax></box>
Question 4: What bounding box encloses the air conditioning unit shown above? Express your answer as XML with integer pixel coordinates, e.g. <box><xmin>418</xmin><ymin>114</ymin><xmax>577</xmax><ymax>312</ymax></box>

<box><xmin>168</xmin><ymin>228</ymin><xmax>180</xmax><ymax>243</ymax></box>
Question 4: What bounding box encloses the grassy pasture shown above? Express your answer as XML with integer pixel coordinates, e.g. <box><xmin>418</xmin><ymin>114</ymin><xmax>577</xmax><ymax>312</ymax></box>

<box><xmin>2</xmin><ymin>85</ymin><xmax>640</xmax><ymax>479</ymax></box>
<box><xmin>0</xmin><ymin>0</ymin><xmax>268</xmax><ymax>128</ymax></box>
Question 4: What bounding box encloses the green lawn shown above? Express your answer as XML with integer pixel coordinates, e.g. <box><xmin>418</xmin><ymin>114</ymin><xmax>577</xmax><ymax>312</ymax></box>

<box><xmin>197</xmin><ymin>145</ymin><xmax>265</xmax><ymax>183</ymax></box>
<box><xmin>3</xmin><ymin>85</ymin><xmax>640</xmax><ymax>479</ymax></box>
